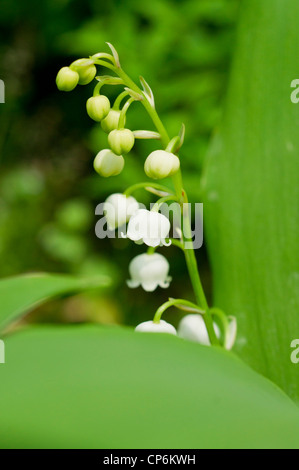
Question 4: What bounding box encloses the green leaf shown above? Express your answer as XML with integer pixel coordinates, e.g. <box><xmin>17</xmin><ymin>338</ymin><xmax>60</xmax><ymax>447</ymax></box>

<box><xmin>0</xmin><ymin>273</ymin><xmax>111</xmax><ymax>332</ymax></box>
<box><xmin>202</xmin><ymin>0</ymin><xmax>299</xmax><ymax>400</ymax></box>
<box><xmin>0</xmin><ymin>326</ymin><xmax>299</xmax><ymax>449</ymax></box>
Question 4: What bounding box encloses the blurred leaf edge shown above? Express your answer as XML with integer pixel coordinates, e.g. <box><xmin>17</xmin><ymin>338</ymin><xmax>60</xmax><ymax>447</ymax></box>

<box><xmin>0</xmin><ymin>272</ymin><xmax>112</xmax><ymax>333</ymax></box>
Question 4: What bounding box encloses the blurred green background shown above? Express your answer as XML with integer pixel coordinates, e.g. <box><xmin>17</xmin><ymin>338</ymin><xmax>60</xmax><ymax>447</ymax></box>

<box><xmin>0</xmin><ymin>0</ymin><xmax>240</xmax><ymax>329</ymax></box>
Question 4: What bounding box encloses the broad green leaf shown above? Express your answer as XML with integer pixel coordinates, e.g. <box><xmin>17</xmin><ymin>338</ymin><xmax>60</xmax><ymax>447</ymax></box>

<box><xmin>0</xmin><ymin>273</ymin><xmax>111</xmax><ymax>332</ymax></box>
<box><xmin>202</xmin><ymin>0</ymin><xmax>299</xmax><ymax>400</ymax></box>
<box><xmin>0</xmin><ymin>326</ymin><xmax>299</xmax><ymax>449</ymax></box>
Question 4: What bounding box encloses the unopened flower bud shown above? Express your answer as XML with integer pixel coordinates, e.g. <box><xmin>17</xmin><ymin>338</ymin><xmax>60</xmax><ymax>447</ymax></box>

<box><xmin>144</xmin><ymin>150</ymin><xmax>180</xmax><ymax>180</ymax></box>
<box><xmin>135</xmin><ymin>320</ymin><xmax>177</xmax><ymax>335</ymax></box>
<box><xmin>70</xmin><ymin>59</ymin><xmax>97</xmax><ymax>85</ymax></box>
<box><xmin>108</xmin><ymin>129</ymin><xmax>135</xmax><ymax>155</ymax></box>
<box><xmin>86</xmin><ymin>95</ymin><xmax>110</xmax><ymax>122</ymax></box>
<box><xmin>101</xmin><ymin>110</ymin><xmax>124</xmax><ymax>133</ymax></box>
<box><xmin>56</xmin><ymin>67</ymin><xmax>79</xmax><ymax>92</ymax></box>
<box><xmin>93</xmin><ymin>149</ymin><xmax>124</xmax><ymax>177</ymax></box>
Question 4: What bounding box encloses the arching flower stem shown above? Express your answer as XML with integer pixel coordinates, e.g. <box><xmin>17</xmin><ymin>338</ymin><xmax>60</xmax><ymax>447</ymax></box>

<box><xmin>85</xmin><ymin>51</ymin><xmax>220</xmax><ymax>346</ymax></box>
<box><xmin>153</xmin><ymin>298</ymin><xmax>205</xmax><ymax>324</ymax></box>
<box><xmin>118</xmin><ymin>97</ymin><xmax>135</xmax><ymax>129</ymax></box>
<box><xmin>151</xmin><ymin>195</ymin><xmax>179</xmax><ymax>212</ymax></box>
<box><xmin>113</xmin><ymin>90</ymin><xmax>131</xmax><ymax>110</ymax></box>
<box><xmin>124</xmin><ymin>182</ymin><xmax>173</xmax><ymax>197</ymax></box>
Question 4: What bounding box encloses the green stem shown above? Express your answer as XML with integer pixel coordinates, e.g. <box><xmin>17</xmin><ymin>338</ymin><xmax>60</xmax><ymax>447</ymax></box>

<box><xmin>153</xmin><ymin>298</ymin><xmax>205</xmax><ymax>323</ymax></box>
<box><xmin>182</xmin><ymin>192</ymin><xmax>219</xmax><ymax>345</ymax></box>
<box><xmin>119</xmin><ymin>97</ymin><xmax>134</xmax><ymax>128</ymax></box>
<box><xmin>93</xmin><ymin>77</ymin><xmax>124</xmax><ymax>96</ymax></box>
<box><xmin>113</xmin><ymin>91</ymin><xmax>130</xmax><ymax>110</ymax></box>
<box><xmin>167</xmin><ymin>238</ymin><xmax>185</xmax><ymax>251</ymax></box>
<box><xmin>210</xmin><ymin>307</ymin><xmax>232</xmax><ymax>348</ymax></box>
<box><xmin>124</xmin><ymin>181</ymin><xmax>173</xmax><ymax>197</ymax></box>
<box><xmin>92</xmin><ymin>59</ymin><xmax>117</xmax><ymax>72</ymax></box>
<box><xmin>91</xmin><ymin>53</ymin><xmax>115</xmax><ymax>63</ymax></box>
<box><xmin>151</xmin><ymin>195</ymin><xmax>179</xmax><ymax>212</ymax></box>
<box><xmin>114</xmin><ymin>66</ymin><xmax>219</xmax><ymax>346</ymax></box>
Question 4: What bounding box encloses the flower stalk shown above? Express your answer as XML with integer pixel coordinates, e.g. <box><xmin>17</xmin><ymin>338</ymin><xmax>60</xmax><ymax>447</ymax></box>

<box><xmin>153</xmin><ymin>298</ymin><xmax>205</xmax><ymax>324</ymax></box>
<box><xmin>56</xmin><ymin>44</ymin><xmax>231</xmax><ymax>348</ymax></box>
<box><xmin>113</xmin><ymin>69</ymin><xmax>219</xmax><ymax>345</ymax></box>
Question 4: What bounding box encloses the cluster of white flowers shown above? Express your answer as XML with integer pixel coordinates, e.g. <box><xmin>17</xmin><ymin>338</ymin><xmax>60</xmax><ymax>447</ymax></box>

<box><xmin>59</xmin><ymin>55</ymin><xmax>182</xmax><ymax>335</ymax></box>
<box><xmin>135</xmin><ymin>314</ymin><xmax>236</xmax><ymax>351</ymax></box>
<box><xmin>56</xmin><ymin>46</ymin><xmax>237</xmax><ymax>351</ymax></box>
<box><xmin>103</xmin><ymin>193</ymin><xmax>172</xmax><ymax>290</ymax></box>
<box><xmin>134</xmin><ymin>316</ymin><xmax>215</xmax><ymax>342</ymax></box>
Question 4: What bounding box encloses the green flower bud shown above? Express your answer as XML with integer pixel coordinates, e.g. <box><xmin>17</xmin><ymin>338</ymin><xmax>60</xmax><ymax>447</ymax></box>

<box><xmin>144</xmin><ymin>150</ymin><xmax>180</xmax><ymax>180</ymax></box>
<box><xmin>70</xmin><ymin>59</ymin><xmax>97</xmax><ymax>85</ymax></box>
<box><xmin>101</xmin><ymin>110</ymin><xmax>125</xmax><ymax>133</ymax></box>
<box><xmin>93</xmin><ymin>149</ymin><xmax>124</xmax><ymax>177</ymax></box>
<box><xmin>56</xmin><ymin>67</ymin><xmax>79</xmax><ymax>92</ymax></box>
<box><xmin>108</xmin><ymin>129</ymin><xmax>135</xmax><ymax>155</ymax></box>
<box><xmin>86</xmin><ymin>95</ymin><xmax>110</xmax><ymax>122</ymax></box>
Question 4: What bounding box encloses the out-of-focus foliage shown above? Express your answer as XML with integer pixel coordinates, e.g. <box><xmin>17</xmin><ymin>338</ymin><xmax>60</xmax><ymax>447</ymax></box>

<box><xmin>0</xmin><ymin>272</ymin><xmax>111</xmax><ymax>333</ymax></box>
<box><xmin>0</xmin><ymin>0</ymin><xmax>240</xmax><ymax>327</ymax></box>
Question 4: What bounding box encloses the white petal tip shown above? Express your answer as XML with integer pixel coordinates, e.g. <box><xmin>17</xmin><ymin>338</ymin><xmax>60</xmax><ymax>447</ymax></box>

<box><xmin>126</xmin><ymin>280</ymin><xmax>139</xmax><ymax>289</ymax></box>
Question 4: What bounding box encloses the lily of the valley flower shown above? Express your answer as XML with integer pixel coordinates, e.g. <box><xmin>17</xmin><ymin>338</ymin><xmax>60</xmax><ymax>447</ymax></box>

<box><xmin>70</xmin><ymin>58</ymin><xmax>97</xmax><ymax>85</ymax></box>
<box><xmin>127</xmin><ymin>253</ymin><xmax>171</xmax><ymax>292</ymax></box>
<box><xmin>103</xmin><ymin>193</ymin><xmax>139</xmax><ymax>230</ymax></box>
<box><xmin>101</xmin><ymin>110</ymin><xmax>124</xmax><ymax>133</ymax></box>
<box><xmin>144</xmin><ymin>150</ymin><xmax>180</xmax><ymax>180</ymax></box>
<box><xmin>56</xmin><ymin>67</ymin><xmax>79</xmax><ymax>92</ymax></box>
<box><xmin>93</xmin><ymin>149</ymin><xmax>124</xmax><ymax>177</ymax></box>
<box><xmin>126</xmin><ymin>209</ymin><xmax>171</xmax><ymax>247</ymax></box>
<box><xmin>135</xmin><ymin>320</ymin><xmax>177</xmax><ymax>335</ymax></box>
<box><xmin>108</xmin><ymin>128</ymin><xmax>135</xmax><ymax>155</ymax></box>
<box><xmin>178</xmin><ymin>314</ymin><xmax>220</xmax><ymax>346</ymax></box>
<box><xmin>86</xmin><ymin>95</ymin><xmax>110</xmax><ymax>122</ymax></box>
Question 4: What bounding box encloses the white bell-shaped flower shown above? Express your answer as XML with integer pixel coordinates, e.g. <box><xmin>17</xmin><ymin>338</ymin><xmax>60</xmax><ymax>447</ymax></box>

<box><xmin>178</xmin><ymin>314</ymin><xmax>220</xmax><ymax>346</ymax></box>
<box><xmin>127</xmin><ymin>253</ymin><xmax>171</xmax><ymax>292</ymax></box>
<box><xmin>103</xmin><ymin>193</ymin><xmax>139</xmax><ymax>230</ymax></box>
<box><xmin>126</xmin><ymin>209</ymin><xmax>171</xmax><ymax>247</ymax></box>
<box><xmin>135</xmin><ymin>320</ymin><xmax>177</xmax><ymax>335</ymax></box>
